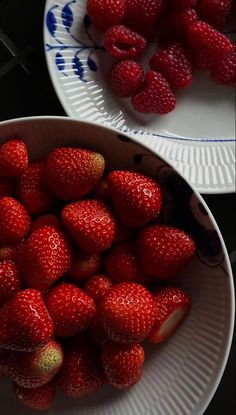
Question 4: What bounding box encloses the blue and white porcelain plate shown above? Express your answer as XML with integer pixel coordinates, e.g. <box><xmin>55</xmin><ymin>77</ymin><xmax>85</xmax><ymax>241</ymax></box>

<box><xmin>44</xmin><ymin>0</ymin><xmax>236</xmax><ymax>194</ymax></box>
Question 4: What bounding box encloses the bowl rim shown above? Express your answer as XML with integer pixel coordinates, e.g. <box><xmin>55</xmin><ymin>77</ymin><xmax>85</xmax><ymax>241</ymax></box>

<box><xmin>0</xmin><ymin>115</ymin><xmax>235</xmax><ymax>414</ymax></box>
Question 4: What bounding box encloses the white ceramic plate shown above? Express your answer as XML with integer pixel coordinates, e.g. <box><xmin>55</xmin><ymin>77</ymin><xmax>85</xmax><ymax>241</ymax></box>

<box><xmin>43</xmin><ymin>0</ymin><xmax>236</xmax><ymax>194</ymax></box>
<box><xmin>0</xmin><ymin>116</ymin><xmax>234</xmax><ymax>415</ymax></box>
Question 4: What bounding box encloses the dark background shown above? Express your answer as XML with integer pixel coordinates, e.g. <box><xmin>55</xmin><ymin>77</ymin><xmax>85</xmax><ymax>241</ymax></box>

<box><xmin>0</xmin><ymin>0</ymin><xmax>235</xmax><ymax>413</ymax></box>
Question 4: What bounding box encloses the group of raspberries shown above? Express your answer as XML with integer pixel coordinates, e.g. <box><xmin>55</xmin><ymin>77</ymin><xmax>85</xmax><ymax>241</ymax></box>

<box><xmin>0</xmin><ymin>138</ymin><xmax>196</xmax><ymax>410</ymax></box>
<box><xmin>87</xmin><ymin>0</ymin><xmax>235</xmax><ymax>114</ymax></box>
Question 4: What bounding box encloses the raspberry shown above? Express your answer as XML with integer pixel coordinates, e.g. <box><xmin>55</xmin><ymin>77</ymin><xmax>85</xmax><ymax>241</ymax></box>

<box><xmin>123</xmin><ymin>0</ymin><xmax>164</xmax><ymax>40</ymax></box>
<box><xmin>87</xmin><ymin>0</ymin><xmax>125</xmax><ymax>32</ymax></box>
<box><xmin>104</xmin><ymin>25</ymin><xmax>147</xmax><ymax>60</ymax></box>
<box><xmin>196</xmin><ymin>0</ymin><xmax>233</xmax><ymax>31</ymax></box>
<box><xmin>187</xmin><ymin>21</ymin><xmax>234</xmax><ymax>71</ymax></box>
<box><xmin>131</xmin><ymin>71</ymin><xmax>176</xmax><ymax>114</ymax></box>
<box><xmin>159</xmin><ymin>8</ymin><xmax>198</xmax><ymax>44</ymax></box>
<box><xmin>149</xmin><ymin>43</ymin><xmax>193</xmax><ymax>89</ymax></box>
<box><xmin>211</xmin><ymin>47</ymin><xmax>236</xmax><ymax>86</ymax></box>
<box><xmin>108</xmin><ymin>60</ymin><xmax>144</xmax><ymax>98</ymax></box>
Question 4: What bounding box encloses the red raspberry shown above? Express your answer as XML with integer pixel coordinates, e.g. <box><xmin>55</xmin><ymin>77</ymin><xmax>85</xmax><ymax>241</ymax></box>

<box><xmin>159</xmin><ymin>8</ymin><xmax>198</xmax><ymax>44</ymax></box>
<box><xmin>108</xmin><ymin>60</ymin><xmax>144</xmax><ymax>98</ymax></box>
<box><xmin>196</xmin><ymin>0</ymin><xmax>233</xmax><ymax>31</ymax></box>
<box><xmin>211</xmin><ymin>47</ymin><xmax>236</xmax><ymax>86</ymax></box>
<box><xmin>150</xmin><ymin>43</ymin><xmax>193</xmax><ymax>89</ymax></box>
<box><xmin>131</xmin><ymin>71</ymin><xmax>176</xmax><ymax>114</ymax></box>
<box><xmin>123</xmin><ymin>0</ymin><xmax>164</xmax><ymax>40</ymax></box>
<box><xmin>187</xmin><ymin>21</ymin><xmax>234</xmax><ymax>71</ymax></box>
<box><xmin>87</xmin><ymin>0</ymin><xmax>125</xmax><ymax>32</ymax></box>
<box><xmin>104</xmin><ymin>25</ymin><xmax>147</xmax><ymax>60</ymax></box>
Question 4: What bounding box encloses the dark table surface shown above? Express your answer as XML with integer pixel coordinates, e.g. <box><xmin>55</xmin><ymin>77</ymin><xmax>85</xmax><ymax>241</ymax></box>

<box><xmin>0</xmin><ymin>0</ymin><xmax>235</xmax><ymax>413</ymax></box>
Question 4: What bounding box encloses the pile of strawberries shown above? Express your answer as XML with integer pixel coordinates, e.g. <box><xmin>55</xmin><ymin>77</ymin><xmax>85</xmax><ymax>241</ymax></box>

<box><xmin>0</xmin><ymin>138</ymin><xmax>196</xmax><ymax>411</ymax></box>
<box><xmin>87</xmin><ymin>0</ymin><xmax>235</xmax><ymax>114</ymax></box>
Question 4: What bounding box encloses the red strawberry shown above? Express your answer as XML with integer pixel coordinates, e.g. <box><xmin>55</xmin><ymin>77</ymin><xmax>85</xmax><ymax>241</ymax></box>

<box><xmin>211</xmin><ymin>47</ymin><xmax>236</xmax><ymax>86</ymax></box>
<box><xmin>45</xmin><ymin>282</ymin><xmax>96</xmax><ymax>337</ymax></box>
<box><xmin>32</xmin><ymin>214</ymin><xmax>61</xmax><ymax>232</ymax></box>
<box><xmin>62</xmin><ymin>200</ymin><xmax>117</xmax><ymax>253</ymax></box>
<box><xmin>0</xmin><ymin>244</ymin><xmax>16</xmax><ymax>261</ymax></box>
<box><xmin>159</xmin><ymin>8</ymin><xmax>198</xmax><ymax>44</ymax></box>
<box><xmin>0</xmin><ymin>197</ymin><xmax>31</xmax><ymax>244</ymax></box>
<box><xmin>107</xmin><ymin>170</ymin><xmax>162</xmax><ymax>227</ymax></box>
<box><xmin>13</xmin><ymin>381</ymin><xmax>55</xmax><ymax>411</ymax></box>
<box><xmin>89</xmin><ymin>315</ymin><xmax>108</xmax><ymax>346</ymax></box>
<box><xmin>10</xmin><ymin>340</ymin><xmax>63</xmax><ymax>388</ymax></box>
<box><xmin>105</xmin><ymin>241</ymin><xmax>144</xmax><ymax>283</ymax></box>
<box><xmin>0</xmin><ymin>349</ymin><xmax>11</xmax><ymax>376</ymax></box>
<box><xmin>87</xmin><ymin>0</ymin><xmax>125</xmax><ymax>32</ymax></box>
<box><xmin>0</xmin><ymin>260</ymin><xmax>21</xmax><ymax>306</ymax></box>
<box><xmin>93</xmin><ymin>178</ymin><xmax>112</xmax><ymax>205</ymax></box>
<box><xmin>0</xmin><ymin>289</ymin><xmax>54</xmax><ymax>351</ymax></box>
<box><xmin>19</xmin><ymin>226</ymin><xmax>72</xmax><ymax>291</ymax></box>
<box><xmin>108</xmin><ymin>60</ymin><xmax>144</xmax><ymax>98</ymax></box>
<box><xmin>101</xmin><ymin>341</ymin><xmax>144</xmax><ymax>389</ymax></box>
<box><xmin>84</xmin><ymin>274</ymin><xmax>113</xmax><ymax>303</ymax></box>
<box><xmin>98</xmin><ymin>282</ymin><xmax>157</xmax><ymax>343</ymax></box>
<box><xmin>148</xmin><ymin>287</ymin><xmax>191</xmax><ymax>343</ymax></box>
<box><xmin>131</xmin><ymin>71</ymin><xmax>176</xmax><ymax>114</ymax></box>
<box><xmin>196</xmin><ymin>0</ymin><xmax>233</xmax><ymax>31</ymax></box>
<box><xmin>18</xmin><ymin>159</ymin><xmax>57</xmax><ymax>215</ymax></box>
<box><xmin>149</xmin><ymin>43</ymin><xmax>193</xmax><ymax>89</ymax></box>
<box><xmin>187</xmin><ymin>21</ymin><xmax>234</xmax><ymax>71</ymax></box>
<box><xmin>67</xmin><ymin>251</ymin><xmax>102</xmax><ymax>281</ymax></box>
<box><xmin>104</xmin><ymin>25</ymin><xmax>147</xmax><ymax>60</ymax></box>
<box><xmin>0</xmin><ymin>139</ymin><xmax>28</xmax><ymax>177</ymax></box>
<box><xmin>123</xmin><ymin>0</ymin><xmax>164</xmax><ymax>40</ymax></box>
<box><xmin>57</xmin><ymin>335</ymin><xmax>106</xmax><ymax>398</ymax></box>
<box><xmin>138</xmin><ymin>225</ymin><xmax>196</xmax><ymax>278</ymax></box>
<box><xmin>0</xmin><ymin>177</ymin><xmax>15</xmax><ymax>198</ymax></box>
<box><xmin>45</xmin><ymin>147</ymin><xmax>105</xmax><ymax>201</ymax></box>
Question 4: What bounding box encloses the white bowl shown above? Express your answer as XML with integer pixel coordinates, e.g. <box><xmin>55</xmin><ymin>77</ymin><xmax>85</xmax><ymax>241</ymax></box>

<box><xmin>0</xmin><ymin>116</ymin><xmax>234</xmax><ymax>415</ymax></box>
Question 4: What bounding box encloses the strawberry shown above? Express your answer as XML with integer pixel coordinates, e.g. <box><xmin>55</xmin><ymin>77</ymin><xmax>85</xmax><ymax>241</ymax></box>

<box><xmin>108</xmin><ymin>60</ymin><xmax>144</xmax><ymax>98</ymax></box>
<box><xmin>13</xmin><ymin>381</ymin><xmax>55</xmax><ymax>411</ymax></box>
<box><xmin>138</xmin><ymin>225</ymin><xmax>196</xmax><ymax>278</ymax></box>
<box><xmin>131</xmin><ymin>71</ymin><xmax>176</xmax><ymax>114</ymax></box>
<box><xmin>148</xmin><ymin>287</ymin><xmax>191</xmax><ymax>343</ymax></box>
<box><xmin>0</xmin><ymin>177</ymin><xmax>15</xmax><ymax>198</ymax></box>
<box><xmin>18</xmin><ymin>159</ymin><xmax>57</xmax><ymax>215</ymax></box>
<box><xmin>149</xmin><ymin>43</ymin><xmax>193</xmax><ymax>89</ymax></box>
<box><xmin>31</xmin><ymin>214</ymin><xmax>61</xmax><ymax>232</ymax></box>
<box><xmin>98</xmin><ymin>282</ymin><xmax>157</xmax><ymax>343</ymax></box>
<box><xmin>93</xmin><ymin>178</ymin><xmax>112</xmax><ymax>205</ymax></box>
<box><xmin>0</xmin><ymin>197</ymin><xmax>31</xmax><ymax>244</ymax></box>
<box><xmin>101</xmin><ymin>341</ymin><xmax>144</xmax><ymax>389</ymax></box>
<box><xmin>89</xmin><ymin>315</ymin><xmax>108</xmax><ymax>346</ymax></box>
<box><xmin>0</xmin><ymin>260</ymin><xmax>21</xmax><ymax>306</ymax></box>
<box><xmin>62</xmin><ymin>200</ymin><xmax>117</xmax><ymax>253</ymax></box>
<box><xmin>0</xmin><ymin>349</ymin><xmax>11</xmax><ymax>376</ymax></box>
<box><xmin>67</xmin><ymin>251</ymin><xmax>102</xmax><ymax>281</ymax></box>
<box><xmin>196</xmin><ymin>0</ymin><xmax>233</xmax><ymax>31</ymax></box>
<box><xmin>114</xmin><ymin>222</ymin><xmax>132</xmax><ymax>244</ymax></box>
<box><xmin>123</xmin><ymin>0</ymin><xmax>164</xmax><ymax>40</ymax></box>
<box><xmin>211</xmin><ymin>47</ymin><xmax>236</xmax><ymax>86</ymax></box>
<box><xmin>10</xmin><ymin>340</ymin><xmax>63</xmax><ymax>388</ymax></box>
<box><xmin>45</xmin><ymin>282</ymin><xmax>96</xmax><ymax>337</ymax></box>
<box><xmin>0</xmin><ymin>289</ymin><xmax>54</xmax><ymax>351</ymax></box>
<box><xmin>19</xmin><ymin>226</ymin><xmax>72</xmax><ymax>291</ymax></box>
<box><xmin>0</xmin><ymin>244</ymin><xmax>16</xmax><ymax>261</ymax></box>
<box><xmin>45</xmin><ymin>147</ymin><xmax>105</xmax><ymax>201</ymax></box>
<box><xmin>0</xmin><ymin>139</ymin><xmax>28</xmax><ymax>177</ymax></box>
<box><xmin>107</xmin><ymin>170</ymin><xmax>162</xmax><ymax>227</ymax></box>
<box><xmin>104</xmin><ymin>25</ymin><xmax>147</xmax><ymax>60</ymax></box>
<box><xmin>84</xmin><ymin>274</ymin><xmax>113</xmax><ymax>303</ymax></box>
<box><xmin>57</xmin><ymin>335</ymin><xmax>106</xmax><ymax>398</ymax></box>
<box><xmin>87</xmin><ymin>0</ymin><xmax>125</xmax><ymax>32</ymax></box>
<box><xmin>187</xmin><ymin>21</ymin><xmax>234</xmax><ymax>71</ymax></box>
<box><xmin>105</xmin><ymin>241</ymin><xmax>144</xmax><ymax>283</ymax></box>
